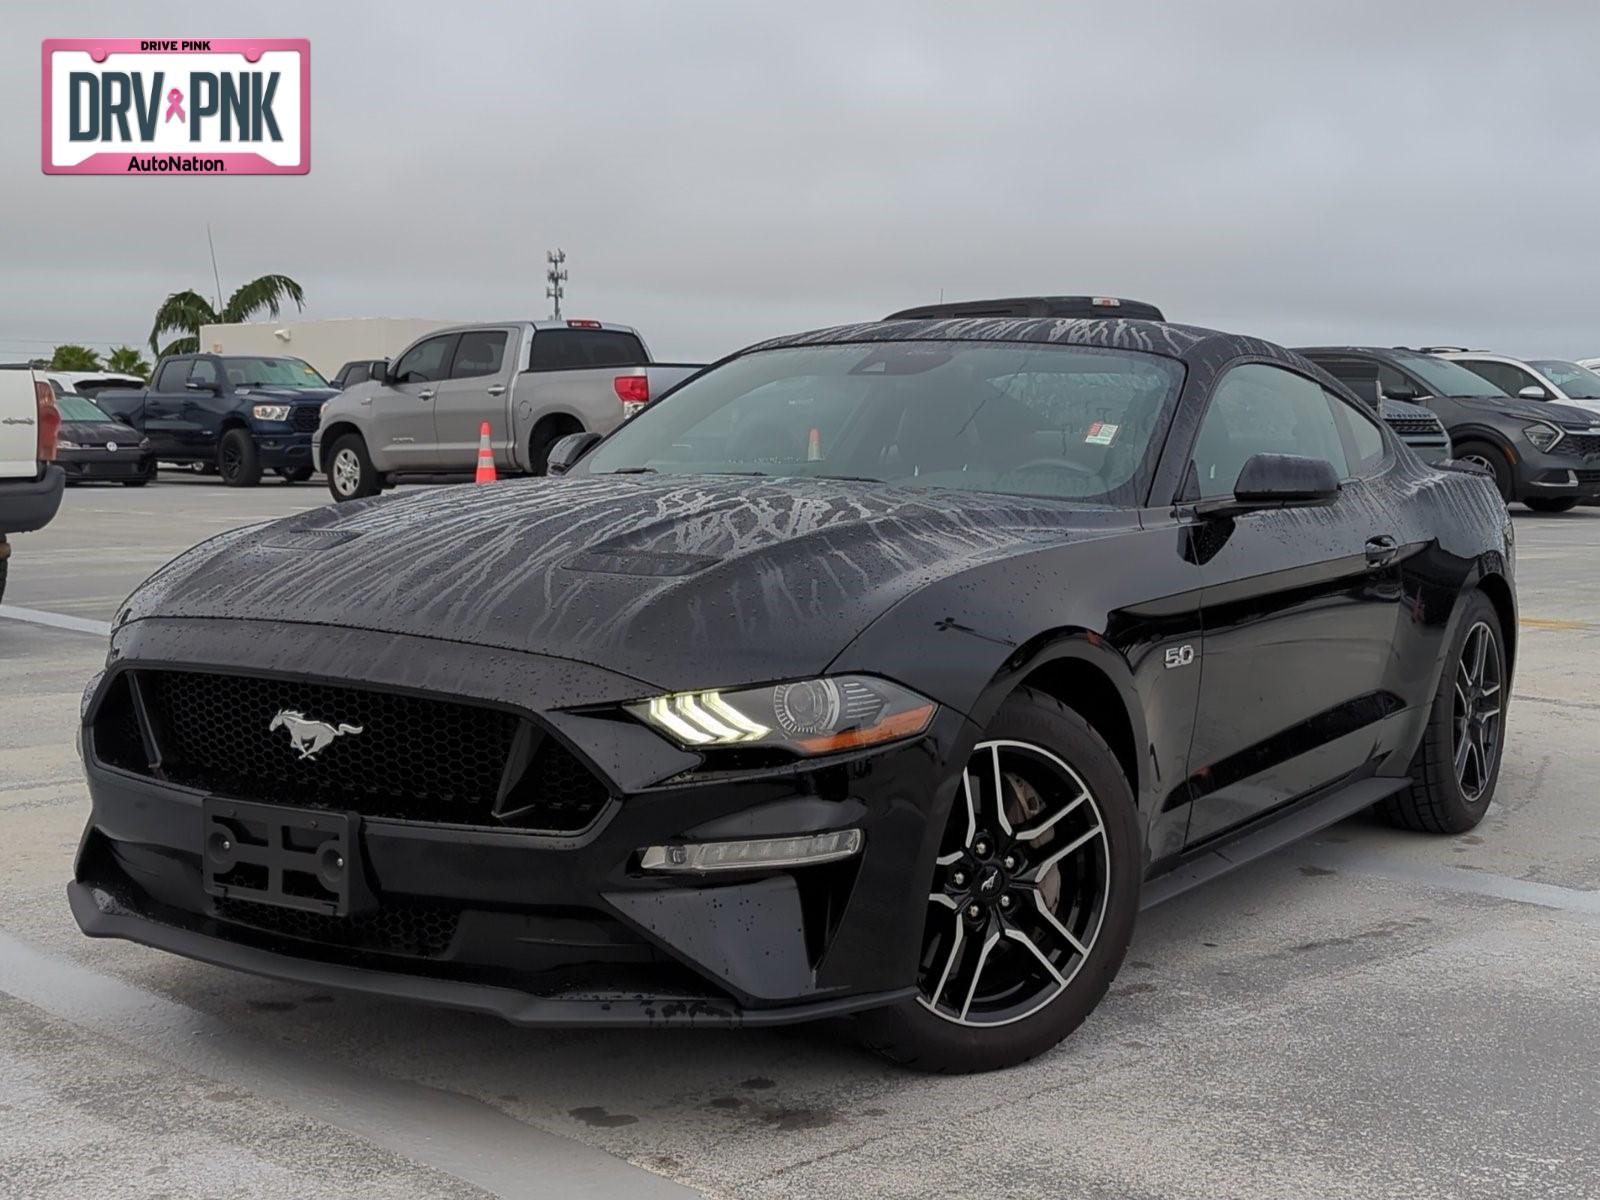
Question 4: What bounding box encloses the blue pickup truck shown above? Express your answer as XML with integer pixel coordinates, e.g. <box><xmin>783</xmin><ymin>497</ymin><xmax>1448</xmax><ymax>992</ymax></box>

<box><xmin>96</xmin><ymin>353</ymin><xmax>336</xmax><ymax>486</ymax></box>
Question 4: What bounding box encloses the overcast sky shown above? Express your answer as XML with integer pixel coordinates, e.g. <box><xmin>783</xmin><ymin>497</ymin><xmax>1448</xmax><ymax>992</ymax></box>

<box><xmin>7</xmin><ymin>1</ymin><xmax>1600</xmax><ymax>364</ymax></box>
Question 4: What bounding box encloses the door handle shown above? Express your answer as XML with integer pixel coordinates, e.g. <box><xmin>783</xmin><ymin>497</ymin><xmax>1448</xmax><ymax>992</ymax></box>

<box><xmin>418</xmin><ymin>389</ymin><xmax>435</xmax><ymax>401</ymax></box>
<box><xmin>486</xmin><ymin>384</ymin><xmax>506</xmax><ymax>397</ymax></box>
<box><xmin>1365</xmin><ymin>535</ymin><xmax>1399</xmax><ymax>567</ymax></box>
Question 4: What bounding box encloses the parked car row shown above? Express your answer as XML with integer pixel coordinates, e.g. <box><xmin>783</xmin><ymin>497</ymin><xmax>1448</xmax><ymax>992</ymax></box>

<box><xmin>73</xmin><ymin>297</ymin><xmax>1522</xmax><ymax>1073</ymax></box>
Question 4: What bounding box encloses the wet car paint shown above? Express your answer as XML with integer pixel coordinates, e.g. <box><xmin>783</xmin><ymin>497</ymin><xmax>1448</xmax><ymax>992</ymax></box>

<box><xmin>74</xmin><ymin>316</ymin><xmax>1514</xmax><ymax>1022</ymax></box>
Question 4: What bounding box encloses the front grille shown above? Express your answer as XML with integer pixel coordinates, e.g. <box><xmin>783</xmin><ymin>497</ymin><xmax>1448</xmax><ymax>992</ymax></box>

<box><xmin>1576</xmin><ymin>469</ymin><xmax>1600</xmax><ymax>485</ymax></box>
<box><xmin>98</xmin><ymin>669</ymin><xmax>612</xmax><ymax>833</ymax></box>
<box><xmin>213</xmin><ymin>896</ymin><xmax>460</xmax><ymax>958</ymax></box>
<box><xmin>1557</xmin><ymin>430</ymin><xmax>1600</xmax><ymax>457</ymax></box>
<box><xmin>291</xmin><ymin>406</ymin><xmax>322</xmax><ymax>432</ymax></box>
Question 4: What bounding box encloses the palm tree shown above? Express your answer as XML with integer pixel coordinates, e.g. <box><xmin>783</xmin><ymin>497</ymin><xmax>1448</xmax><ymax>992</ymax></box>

<box><xmin>49</xmin><ymin>344</ymin><xmax>102</xmax><ymax>370</ymax></box>
<box><xmin>106</xmin><ymin>346</ymin><xmax>151</xmax><ymax>379</ymax></box>
<box><xmin>148</xmin><ymin>274</ymin><xmax>305</xmax><ymax>358</ymax></box>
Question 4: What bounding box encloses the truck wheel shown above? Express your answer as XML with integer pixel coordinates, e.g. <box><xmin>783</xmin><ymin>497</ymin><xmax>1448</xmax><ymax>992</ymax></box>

<box><xmin>218</xmin><ymin>429</ymin><xmax>263</xmax><ymax>487</ymax></box>
<box><xmin>327</xmin><ymin>434</ymin><xmax>381</xmax><ymax>501</ymax></box>
<box><xmin>529</xmin><ymin>419</ymin><xmax>581</xmax><ymax>476</ymax></box>
<box><xmin>276</xmin><ymin>467</ymin><xmax>314</xmax><ymax>484</ymax></box>
<box><xmin>0</xmin><ymin>547</ymin><xmax>7</xmax><ymax>606</ymax></box>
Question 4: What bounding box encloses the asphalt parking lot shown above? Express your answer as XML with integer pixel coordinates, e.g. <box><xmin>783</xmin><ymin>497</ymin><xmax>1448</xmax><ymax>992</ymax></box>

<box><xmin>2</xmin><ymin>478</ymin><xmax>1598</xmax><ymax>1199</ymax></box>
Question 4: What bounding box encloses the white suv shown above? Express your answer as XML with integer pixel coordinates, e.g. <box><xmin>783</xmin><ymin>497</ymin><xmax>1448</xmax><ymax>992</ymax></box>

<box><xmin>1432</xmin><ymin>350</ymin><xmax>1600</xmax><ymax>416</ymax></box>
<box><xmin>0</xmin><ymin>364</ymin><xmax>65</xmax><ymax>604</ymax></box>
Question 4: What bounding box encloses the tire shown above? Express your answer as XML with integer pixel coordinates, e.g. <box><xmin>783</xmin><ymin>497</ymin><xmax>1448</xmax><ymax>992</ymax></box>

<box><xmin>1380</xmin><ymin>590</ymin><xmax>1507</xmax><ymax>834</ymax></box>
<box><xmin>217</xmin><ymin>429</ymin><xmax>263</xmax><ymax>487</ymax></box>
<box><xmin>277</xmin><ymin>467</ymin><xmax>314</xmax><ymax>484</ymax></box>
<box><xmin>326</xmin><ymin>433</ymin><xmax>381</xmax><ymax>502</ymax></box>
<box><xmin>528</xmin><ymin>420</ymin><xmax>580</xmax><ymax>477</ymax></box>
<box><xmin>853</xmin><ymin>688</ymin><xmax>1141</xmax><ymax>1073</ymax></box>
<box><xmin>1454</xmin><ymin>442</ymin><xmax>1513</xmax><ymax>503</ymax></box>
<box><xmin>1524</xmin><ymin>497</ymin><xmax>1577</xmax><ymax>513</ymax></box>
<box><xmin>0</xmin><ymin>547</ymin><xmax>7</xmax><ymax>606</ymax></box>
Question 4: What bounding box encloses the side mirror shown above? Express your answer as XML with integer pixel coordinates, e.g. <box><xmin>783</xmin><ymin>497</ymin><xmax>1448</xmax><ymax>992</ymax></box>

<box><xmin>546</xmin><ymin>431</ymin><xmax>602</xmax><ymax>476</ymax></box>
<box><xmin>371</xmin><ymin>360</ymin><xmax>390</xmax><ymax>384</ymax></box>
<box><xmin>185</xmin><ymin>379</ymin><xmax>218</xmax><ymax>393</ymax></box>
<box><xmin>1195</xmin><ymin>453</ymin><xmax>1341</xmax><ymax>518</ymax></box>
<box><xmin>1383</xmin><ymin>386</ymin><xmax>1421</xmax><ymax>402</ymax></box>
<box><xmin>1517</xmin><ymin>385</ymin><xmax>1547</xmax><ymax>400</ymax></box>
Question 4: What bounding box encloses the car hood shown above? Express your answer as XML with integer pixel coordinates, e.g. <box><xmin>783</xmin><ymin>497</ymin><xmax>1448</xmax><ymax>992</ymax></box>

<box><xmin>1453</xmin><ymin>395</ymin><xmax>1597</xmax><ymax>425</ymax></box>
<box><xmin>61</xmin><ymin>419</ymin><xmax>143</xmax><ymax>447</ymax></box>
<box><xmin>120</xmin><ymin>476</ymin><xmax>1112</xmax><ymax>689</ymax></box>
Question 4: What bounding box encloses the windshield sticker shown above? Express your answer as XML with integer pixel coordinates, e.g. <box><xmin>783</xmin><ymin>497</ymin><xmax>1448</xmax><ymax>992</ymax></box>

<box><xmin>1085</xmin><ymin>422</ymin><xmax>1118</xmax><ymax>446</ymax></box>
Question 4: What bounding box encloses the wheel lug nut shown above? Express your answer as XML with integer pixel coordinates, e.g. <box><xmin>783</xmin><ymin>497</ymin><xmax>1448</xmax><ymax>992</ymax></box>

<box><xmin>952</xmin><ymin>871</ymin><xmax>966</xmax><ymax>887</ymax></box>
<box><xmin>1000</xmin><ymin>894</ymin><xmax>1012</xmax><ymax>909</ymax></box>
<box><xmin>1002</xmin><ymin>855</ymin><xmax>1016</xmax><ymax>870</ymax></box>
<box><xmin>966</xmin><ymin>904</ymin><xmax>982</xmax><ymax>919</ymax></box>
<box><xmin>974</xmin><ymin>841</ymin><xmax>989</xmax><ymax>857</ymax></box>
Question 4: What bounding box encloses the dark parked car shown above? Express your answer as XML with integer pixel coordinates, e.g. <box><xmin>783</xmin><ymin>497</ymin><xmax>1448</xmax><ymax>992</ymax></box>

<box><xmin>54</xmin><ymin>393</ymin><xmax>155</xmax><ymax>486</ymax></box>
<box><xmin>95</xmin><ymin>354</ymin><xmax>336</xmax><ymax>486</ymax></box>
<box><xmin>73</xmin><ymin>317</ymin><xmax>1514</xmax><ymax>1073</ymax></box>
<box><xmin>1302</xmin><ymin>358</ymin><xmax>1452</xmax><ymax>463</ymax></box>
<box><xmin>1299</xmin><ymin>347</ymin><xmax>1600</xmax><ymax>511</ymax></box>
<box><xmin>330</xmin><ymin>359</ymin><xmax>387</xmax><ymax>390</ymax></box>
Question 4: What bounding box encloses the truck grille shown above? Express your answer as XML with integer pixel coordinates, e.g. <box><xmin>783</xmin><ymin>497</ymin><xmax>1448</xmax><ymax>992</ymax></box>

<box><xmin>92</xmin><ymin>670</ymin><xmax>612</xmax><ymax>834</ymax></box>
<box><xmin>291</xmin><ymin>405</ymin><xmax>323</xmax><ymax>432</ymax></box>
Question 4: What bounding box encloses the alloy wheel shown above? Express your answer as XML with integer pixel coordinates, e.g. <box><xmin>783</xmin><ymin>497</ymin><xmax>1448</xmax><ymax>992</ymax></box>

<box><xmin>918</xmin><ymin>739</ymin><xmax>1110</xmax><ymax>1027</ymax></box>
<box><xmin>1452</xmin><ymin>620</ymin><xmax>1502</xmax><ymax>803</ymax></box>
<box><xmin>331</xmin><ymin>448</ymin><xmax>361</xmax><ymax>497</ymax></box>
<box><xmin>220</xmin><ymin>441</ymin><xmax>242</xmax><ymax>482</ymax></box>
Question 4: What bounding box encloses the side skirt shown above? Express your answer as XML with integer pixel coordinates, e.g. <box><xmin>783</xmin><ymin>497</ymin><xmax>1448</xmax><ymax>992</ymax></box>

<box><xmin>1140</xmin><ymin>775</ymin><xmax>1408</xmax><ymax>910</ymax></box>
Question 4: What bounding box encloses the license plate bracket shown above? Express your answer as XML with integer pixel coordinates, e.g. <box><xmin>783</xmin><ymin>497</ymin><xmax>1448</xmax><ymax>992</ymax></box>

<box><xmin>202</xmin><ymin>798</ymin><xmax>365</xmax><ymax>916</ymax></box>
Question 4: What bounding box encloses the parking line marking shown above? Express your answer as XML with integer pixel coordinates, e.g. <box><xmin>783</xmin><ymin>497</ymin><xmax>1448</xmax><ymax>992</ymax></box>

<box><xmin>0</xmin><ymin>930</ymin><xmax>701</xmax><ymax>1199</ymax></box>
<box><xmin>0</xmin><ymin>606</ymin><xmax>112</xmax><ymax>637</ymax></box>
<box><xmin>1519</xmin><ymin>616</ymin><xmax>1596</xmax><ymax>631</ymax></box>
<box><xmin>1305</xmin><ymin>848</ymin><xmax>1600</xmax><ymax>919</ymax></box>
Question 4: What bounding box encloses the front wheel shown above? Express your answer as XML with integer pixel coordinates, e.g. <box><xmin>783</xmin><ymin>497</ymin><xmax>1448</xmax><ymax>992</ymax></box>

<box><xmin>1524</xmin><ymin>497</ymin><xmax>1577</xmax><ymax>513</ymax></box>
<box><xmin>218</xmin><ymin>429</ymin><xmax>263</xmax><ymax>487</ymax></box>
<box><xmin>1454</xmin><ymin>443</ymin><xmax>1513</xmax><ymax>503</ymax></box>
<box><xmin>1381</xmin><ymin>590</ymin><xmax>1506</xmax><ymax>834</ymax></box>
<box><xmin>326</xmin><ymin>434</ymin><xmax>381</xmax><ymax>501</ymax></box>
<box><xmin>854</xmin><ymin>689</ymin><xmax>1141</xmax><ymax>1073</ymax></box>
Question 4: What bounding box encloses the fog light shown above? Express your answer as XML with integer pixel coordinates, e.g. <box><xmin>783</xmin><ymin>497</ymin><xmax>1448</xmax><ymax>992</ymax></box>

<box><xmin>639</xmin><ymin>829</ymin><xmax>863</xmax><ymax>873</ymax></box>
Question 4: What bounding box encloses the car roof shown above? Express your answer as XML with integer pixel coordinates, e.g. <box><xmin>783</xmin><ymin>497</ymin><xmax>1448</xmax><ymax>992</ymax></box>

<box><xmin>884</xmin><ymin>296</ymin><xmax>1166</xmax><ymax>321</ymax></box>
<box><xmin>751</xmin><ymin>316</ymin><xmax>1291</xmax><ymax>366</ymax></box>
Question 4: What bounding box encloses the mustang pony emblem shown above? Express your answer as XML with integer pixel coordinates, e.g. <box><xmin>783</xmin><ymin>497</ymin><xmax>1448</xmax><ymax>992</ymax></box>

<box><xmin>269</xmin><ymin>710</ymin><xmax>364</xmax><ymax>760</ymax></box>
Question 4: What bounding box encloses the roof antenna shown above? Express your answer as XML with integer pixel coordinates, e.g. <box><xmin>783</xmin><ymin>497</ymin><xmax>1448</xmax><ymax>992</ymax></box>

<box><xmin>206</xmin><ymin>222</ymin><xmax>224</xmax><ymax>312</ymax></box>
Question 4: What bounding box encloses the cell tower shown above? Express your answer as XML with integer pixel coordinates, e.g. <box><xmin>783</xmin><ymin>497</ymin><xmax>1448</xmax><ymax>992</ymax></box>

<box><xmin>546</xmin><ymin>249</ymin><xmax>568</xmax><ymax>319</ymax></box>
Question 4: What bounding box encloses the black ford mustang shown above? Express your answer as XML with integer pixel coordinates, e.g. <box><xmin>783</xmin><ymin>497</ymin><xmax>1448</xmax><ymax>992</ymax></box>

<box><xmin>72</xmin><ymin>317</ymin><xmax>1515</xmax><ymax>1072</ymax></box>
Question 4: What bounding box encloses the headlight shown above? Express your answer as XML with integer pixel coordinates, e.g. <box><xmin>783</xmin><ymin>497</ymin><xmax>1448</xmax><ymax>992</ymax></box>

<box><xmin>1521</xmin><ymin>421</ymin><xmax>1562</xmax><ymax>452</ymax></box>
<box><xmin>627</xmin><ymin>674</ymin><xmax>936</xmax><ymax>756</ymax></box>
<box><xmin>138</xmin><ymin>437</ymin><xmax>151</xmax><ymax>449</ymax></box>
<box><xmin>56</xmin><ymin>438</ymin><xmax>80</xmax><ymax>449</ymax></box>
<box><xmin>252</xmin><ymin>404</ymin><xmax>292</xmax><ymax>422</ymax></box>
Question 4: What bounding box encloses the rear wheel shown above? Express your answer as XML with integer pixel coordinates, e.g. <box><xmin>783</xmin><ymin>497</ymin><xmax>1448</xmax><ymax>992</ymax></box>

<box><xmin>528</xmin><ymin>417</ymin><xmax>581</xmax><ymax>476</ymax></box>
<box><xmin>1381</xmin><ymin>591</ymin><xmax>1506</xmax><ymax>834</ymax></box>
<box><xmin>1524</xmin><ymin>497</ymin><xmax>1577</xmax><ymax>513</ymax></box>
<box><xmin>854</xmin><ymin>689</ymin><xmax>1141</xmax><ymax>1073</ymax></box>
<box><xmin>218</xmin><ymin>429</ymin><xmax>263</xmax><ymax>487</ymax></box>
<box><xmin>327</xmin><ymin>433</ymin><xmax>381</xmax><ymax>501</ymax></box>
<box><xmin>0</xmin><ymin>545</ymin><xmax>7</xmax><ymax>605</ymax></box>
<box><xmin>1454</xmin><ymin>442</ymin><xmax>1512</xmax><ymax>503</ymax></box>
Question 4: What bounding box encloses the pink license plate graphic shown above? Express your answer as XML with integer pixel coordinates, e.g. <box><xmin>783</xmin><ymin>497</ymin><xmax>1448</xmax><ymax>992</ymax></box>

<box><xmin>42</xmin><ymin>39</ymin><xmax>310</xmax><ymax>175</ymax></box>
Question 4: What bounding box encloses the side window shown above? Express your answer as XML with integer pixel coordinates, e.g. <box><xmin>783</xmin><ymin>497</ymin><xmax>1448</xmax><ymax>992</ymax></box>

<box><xmin>450</xmin><ymin>330</ymin><xmax>509</xmax><ymax>380</ymax></box>
<box><xmin>1375</xmin><ymin>363</ymin><xmax>1422</xmax><ymax>399</ymax></box>
<box><xmin>1190</xmin><ymin>364</ymin><xmax>1350</xmax><ymax>500</ymax></box>
<box><xmin>1329</xmin><ymin>390</ymin><xmax>1387</xmax><ymax>475</ymax></box>
<box><xmin>154</xmin><ymin>359</ymin><xmax>189</xmax><ymax>391</ymax></box>
<box><xmin>393</xmin><ymin>336</ymin><xmax>454</xmax><ymax>384</ymax></box>
<box><xmin>1458</xmin><ymin>359</ymin><xmax>1539</xmax><ymax>396</ymax></box>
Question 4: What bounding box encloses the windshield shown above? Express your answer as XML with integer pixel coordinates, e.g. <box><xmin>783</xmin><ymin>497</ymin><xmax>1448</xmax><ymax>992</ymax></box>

<box><xmin>1530</xmin><ymin>360</ymin><xmax>1600</xmax><ymax>399</ymax></box>
<box><xmin>578</xmin><ymin>341</ymin><xmax>1185</xmax><ymax>506</ymax></box>
<box><xmin>56</xmin><ymin>394</ymin><xmax>112</xmax><ymax>422</ymax></box>
<box><xmin>1390</xmin><ymin>351</ymin><xmax>1509</xmax><ymax>399</ymax></box>
<box><xmin>224</xmin><ymin>357</ymin><xmax>329</xmax><ymax>389</ymax></box>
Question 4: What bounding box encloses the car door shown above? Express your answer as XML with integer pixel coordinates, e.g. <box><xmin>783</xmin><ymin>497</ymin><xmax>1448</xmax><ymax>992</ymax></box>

<box><xmin>380</xmin><ymin>333</ymin><xmax>458</xmax><ymax>469</ymax></box>
<box><xmin>141</xmin><ymin>357</ymin><xmax>193</xmax><ymax>456</ymax></box>
<box><xmin>430</xmin><ymin>327</ymin><xmax>515</xmax><ymax>469</ymax></box>
<box><xmin>181</xmin><ymin>356</ymin><xmax>231</xmax><ymax>460</ymax></box>
<box><xmin>1180</xmin><ymin>362</ymin><xmax>1409</xmax><ymax>846</ymax></box>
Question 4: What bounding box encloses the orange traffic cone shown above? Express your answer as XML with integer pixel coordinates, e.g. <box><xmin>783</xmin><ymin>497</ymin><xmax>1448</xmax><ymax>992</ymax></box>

<box><xmin>475</xmin><ymin>422</ymin><xmax>497</xmax><ymax>483</ymax></box>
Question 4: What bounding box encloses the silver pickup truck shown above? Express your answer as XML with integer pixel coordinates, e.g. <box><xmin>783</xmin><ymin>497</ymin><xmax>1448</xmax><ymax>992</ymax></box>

<box><xmin>314</xmin><ymin>320</ymin><xmax>701</xmax><ymax>501</ymax></box>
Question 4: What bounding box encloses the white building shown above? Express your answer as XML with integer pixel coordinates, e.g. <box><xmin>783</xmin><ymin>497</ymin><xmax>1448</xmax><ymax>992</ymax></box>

<box><xmin>197</xmin><ymin>317</ymin><xmax>465</xmax><ymax>377</ymax></box>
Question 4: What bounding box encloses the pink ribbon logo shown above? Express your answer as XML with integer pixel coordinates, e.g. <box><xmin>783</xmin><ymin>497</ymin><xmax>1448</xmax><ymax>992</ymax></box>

<box><xmin>164</xmin><ymin>88</ymin><xmax>185</xmax><ymax>123</ymax></box>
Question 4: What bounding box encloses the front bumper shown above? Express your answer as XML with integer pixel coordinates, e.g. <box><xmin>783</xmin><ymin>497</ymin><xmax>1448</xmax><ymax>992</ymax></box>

<box><xmin>57</xmin><ymin>447</ymin><xmax>154</xmax><ymax>481</ymax></box>
<box><xmin>250</xmin><ymin>426</ymin><xmax>315</xmax><ymax>470</ymax></box>
<box><xmin>1514</xmin><ymin>451</ymin><xmax>1600</xmax><ymax>499</ymax></box>
<box><xmin>73</xmin><ymin>617</ymin><xmax>966</xmax><ymax>1025</ymax></box>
